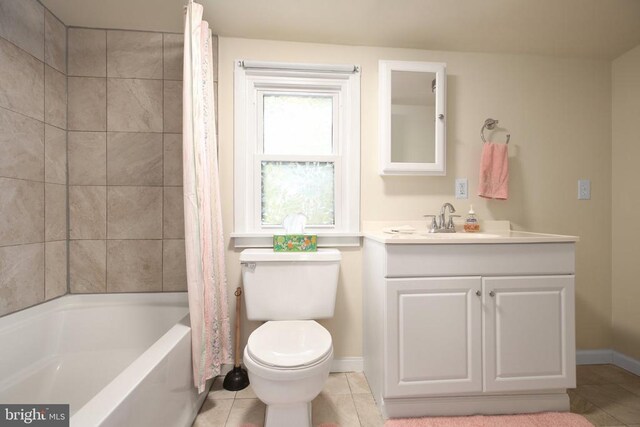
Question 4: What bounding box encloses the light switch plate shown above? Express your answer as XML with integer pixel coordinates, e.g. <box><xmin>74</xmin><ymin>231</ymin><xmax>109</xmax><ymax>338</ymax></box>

<box><xmin>578</xmin><ymin>179</ymin><xmax>591</xmax><ymax>200</ymax></box>
<box><xmin>455</xmin><ymin>178</ymin><xmax>468</xmax><ymax>199</ymax></box>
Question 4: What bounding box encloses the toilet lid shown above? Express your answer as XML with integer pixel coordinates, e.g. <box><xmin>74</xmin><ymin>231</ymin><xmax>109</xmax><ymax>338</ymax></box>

<box><xmin>247</xmin><ymin>320</ymin><xmax>332</xmax><ymax>368</ymax></box>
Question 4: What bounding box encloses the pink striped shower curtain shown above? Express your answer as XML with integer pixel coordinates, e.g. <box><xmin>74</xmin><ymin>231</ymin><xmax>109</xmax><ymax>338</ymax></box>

<box><xmin>183</xmin><ymin>1</ymin><xmax>232</xmax><ymax>393</ymax></box>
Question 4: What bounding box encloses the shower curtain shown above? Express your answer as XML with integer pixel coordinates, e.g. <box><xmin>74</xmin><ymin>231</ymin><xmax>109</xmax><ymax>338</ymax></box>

<box><xmin>183</xmin><ymin>0</ymin><xmax>232</xmax><ymax>393</ymax></box>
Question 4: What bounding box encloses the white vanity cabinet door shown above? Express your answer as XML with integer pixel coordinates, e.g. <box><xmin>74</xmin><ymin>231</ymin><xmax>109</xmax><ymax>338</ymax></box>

<box><xmin>385</xmin><ymin>277</ymin><xmax>483</xmax><ymax>397</ymax></box>
<box><xmin>482</xmin><ymin>276</ymin><xmax>576</xmax><ymax>392</ymax></box>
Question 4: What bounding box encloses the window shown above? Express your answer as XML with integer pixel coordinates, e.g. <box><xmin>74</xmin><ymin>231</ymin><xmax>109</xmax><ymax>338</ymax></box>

<box><xmin>233</xmin><ymin>61</ymin><xmax>360</xmax><ymax>247</ymax></box>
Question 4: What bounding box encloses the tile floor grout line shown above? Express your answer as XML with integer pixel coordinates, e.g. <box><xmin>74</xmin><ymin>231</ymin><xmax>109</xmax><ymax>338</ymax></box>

<box><xmin>351</xmin><ymin>394</ymin><xmax>365</xmax><ymax>427</ymax></box>
<box><xmin>223</xmin><ymin>396</ymin><xmax>238</xmax><ymax>427</ymax></box>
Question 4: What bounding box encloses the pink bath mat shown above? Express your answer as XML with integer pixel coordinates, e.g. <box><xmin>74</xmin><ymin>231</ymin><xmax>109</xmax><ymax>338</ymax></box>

<box><xmin>384</xmin><ymin>412</ymin><xmax>592</xmax><ymax>426</ymax></box>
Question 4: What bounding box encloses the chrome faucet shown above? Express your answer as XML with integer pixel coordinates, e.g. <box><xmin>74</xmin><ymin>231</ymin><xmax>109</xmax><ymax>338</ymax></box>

<box><xmin>439</xmin><ymin>203</ymin><xmax>456</xmax><ymax>232</ymax></box>
<box><xmin>424</xmin><ymin>203</ymin><xmax>459</xmax><ymax>233</ymax></box>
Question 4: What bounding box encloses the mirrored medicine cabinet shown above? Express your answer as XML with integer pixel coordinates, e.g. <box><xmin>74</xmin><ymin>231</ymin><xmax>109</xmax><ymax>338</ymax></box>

<box><xmin>379</xmin><ymin>60</ymin><xmax>446</xmax><ymax>175</ymax></box>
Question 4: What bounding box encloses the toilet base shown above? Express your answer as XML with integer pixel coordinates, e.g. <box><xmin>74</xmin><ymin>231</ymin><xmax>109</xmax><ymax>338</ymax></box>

<box><xmin>265</xmin><ymin>402</ymin><xmax>312</xmax><ymax>427</ymax></box>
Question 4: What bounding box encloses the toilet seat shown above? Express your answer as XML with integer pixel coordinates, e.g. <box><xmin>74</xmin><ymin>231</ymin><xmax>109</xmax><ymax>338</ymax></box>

<box><xmin>247</xmin><ymin>320</ymin><xmax>332</xmax><ymax>369</ymax></box>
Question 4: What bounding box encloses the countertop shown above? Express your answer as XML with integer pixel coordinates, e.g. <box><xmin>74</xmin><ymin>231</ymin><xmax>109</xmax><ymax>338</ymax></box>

<box><xmin>362</xmin><ymin>220</ymin><xmax>579</xmax><ymax>245</ymax></box>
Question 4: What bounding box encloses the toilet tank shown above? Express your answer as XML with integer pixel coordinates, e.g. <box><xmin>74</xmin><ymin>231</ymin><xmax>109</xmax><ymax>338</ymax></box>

<box><xmin>240</xmin><ymin>249</ymin><xmax>341</xmax><ymax>321</ymax></box>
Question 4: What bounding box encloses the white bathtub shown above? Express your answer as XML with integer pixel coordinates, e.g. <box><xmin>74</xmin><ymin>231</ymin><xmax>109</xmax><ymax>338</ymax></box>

<box><xmin>0</xmin><ymin>293</ymin><xmax>209</xmax><ymax>427</ymax></box>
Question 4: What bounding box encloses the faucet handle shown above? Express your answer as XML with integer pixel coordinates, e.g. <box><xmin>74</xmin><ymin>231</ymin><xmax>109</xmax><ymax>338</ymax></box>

<box><xmin>447</xmin><ymin>214</ymin><xmax>461</xmax><ymax>230</ymax></box>
<box><xmin>423</xmin><ymin>214</ymin><xmax>437</xmax><ymax>233</ymax></box>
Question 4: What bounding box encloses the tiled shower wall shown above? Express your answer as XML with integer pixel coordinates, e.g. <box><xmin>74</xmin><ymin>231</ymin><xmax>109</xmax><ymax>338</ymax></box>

<box><xmin>0</xmin><ymin>0</ymin><xmax>67</xmax><ymax>316</ymax></box>
<box><xmin>67</xmin><ymin>27</ymin><xmax>193</xmax><ymax>294</ymax></box>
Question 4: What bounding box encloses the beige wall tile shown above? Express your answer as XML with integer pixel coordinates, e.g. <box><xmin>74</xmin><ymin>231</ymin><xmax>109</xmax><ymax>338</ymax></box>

<box><xmin>45</xmin><ymin>240</ymin><xmax>67</xmax><ymax>300</ymax></box>
<box><xmin>0</xmin><ymin>243</ymin><xmax>44</xmax><ymax>316</ymax></box>
<box><xmin>163</xmin><ymin>133</ymin><xmax>183</xmax><ymax>186</ymax></box>
<box><xmin>68</xmin><ymin>131</ymin><xmax>106</xmax><ymax>185</ymax></box>
<box><xmin>68</xmin><ymin>28</ymin><xmax>106</xmax><ymax>77</ymax></box>
<box><xmin>107</xmin><ymin>240</ymin><xmax>162</xmax><ymax>292</ymax></box>
<box><xmin>107</xmin><ymin>132</ymin><xmax>162</xmax><ymax>185</ymax></box>
<box><xmin>107</xmin><ymin>78</ymin><xmax>163</xmax><ymax>132</ymax></box>
<box><xmin>163</xmin><ymin>239</ymin><xmax>186</xmax><ymax>291</ymax></box>
<box><xmin>45</xmin><ymin>183</ymin><xmax>66</xmax><ymax>242</ymax></box>
<box><xmin>44</xmin><ymin>10</ymin><xmax>66</xmax><ymax>73</ymax></box>
<box><xmin>0</xmin><ymin>178</ymin><xmax>44</xmax><ymax>246</ymax></box>
<box><xmin>45</xmin><ymin>65</ymin><xmax>67</xmax><ymax>129</ymax></box>
<box><xmin>163</xmin><ymin>80</ymin><xmax>182</xmax><ymax>133</ymax></box>
<box><xmin>69</xmin><ymin>186</ymin><xmax>106</xmax><ymax>239</ymax></box>
<box><xmin>44</xmin><ymin>125</ymin><xmax>66</xmax><ymax>185</ymax></box>
<box><xmin>163</xmin><ymin>186</ymin><xmax>184</xmax><ymax>238</ymax></box>
<box><xmin>0</xmin><ymin>37</ymin><xmax>44</xmax><ymax>121</ymax></box>
<box><xmin>0</xmin><ymin>0</ymin><xmax>44</xmax><ymax>61</ymax></box>
<box><xmin>68</xmin><ymin>77</ymin><xmax>107</xmax><ymax>131</ymax></box>
<box><xmin>107</xmin><ymin>186</ymin><xmax>162</xmax><ymax>239</ymax></box>
<box><xmin>107</xmin><ymin>31</ymin><xmax>162</xmax><ymax>79</ymax></box>
<box><xmin>163</xmin><ymin>33</ymin><xmax>183</xmax><ymax>81</ymax></box>
<box><xmin>0</xmin><ymin>107</ymin><xmax>44</xmax><ymax>181</ymax></box>
<box><xmin>70</xmin><ymin>240</ymin><xmax>106</xmax><ymax>293</ymax></box>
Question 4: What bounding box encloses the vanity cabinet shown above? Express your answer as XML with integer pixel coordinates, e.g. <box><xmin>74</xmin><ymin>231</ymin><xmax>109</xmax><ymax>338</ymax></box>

<box><xmin>386</xmin><ymin>277</ymin><xmax>482</xmax><ymax>397</ymax></box>
<box><xmin>482</xmin><ymin>276</ymin><xmax>574</xmax><ymax>393</ymax></box>
<box><xmin>363</xmin><ymin>238</ymin><xmax>577</xmax><ymax>418</ymax></box>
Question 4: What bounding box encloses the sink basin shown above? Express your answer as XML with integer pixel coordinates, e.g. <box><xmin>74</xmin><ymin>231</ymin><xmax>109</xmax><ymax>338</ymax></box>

<box><xmin>417</xmin><ymin>232</ymin><xmax>502</xmax><ymax>239</ymax></box>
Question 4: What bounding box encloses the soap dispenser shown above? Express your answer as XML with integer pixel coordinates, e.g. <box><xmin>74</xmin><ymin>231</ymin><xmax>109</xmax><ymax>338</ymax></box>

<box><xmin>464</xmin><ymin>205</ymin><xmax>480</xmax><ymax>233</ymax></box>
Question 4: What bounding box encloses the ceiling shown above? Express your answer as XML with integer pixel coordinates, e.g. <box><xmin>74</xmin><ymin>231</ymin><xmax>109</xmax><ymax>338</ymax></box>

<box><xmin>41</xmin><ymin>0</ymin><xmax>640</xmax><ymax>59</ymax></box>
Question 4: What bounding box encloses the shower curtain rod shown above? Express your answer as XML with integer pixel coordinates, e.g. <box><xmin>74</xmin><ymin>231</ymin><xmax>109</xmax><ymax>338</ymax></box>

<box><xmin>239</xmin><ymin>60</ymin><xmax>359</xmax><ymax>74</ymax></box>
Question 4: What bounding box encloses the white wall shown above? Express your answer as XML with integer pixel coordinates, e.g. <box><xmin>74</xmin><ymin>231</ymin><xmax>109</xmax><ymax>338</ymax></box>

<box><xmin>218</xmin><ymin>37</ymin><xmax>613</xmax><ymax>359</ymax></box>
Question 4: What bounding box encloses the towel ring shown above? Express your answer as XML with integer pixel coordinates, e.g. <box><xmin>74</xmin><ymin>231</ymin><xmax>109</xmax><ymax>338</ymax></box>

<box><xmin>481</xmin><ymin>118</ymin><xmax>510</xmax><ymax>144</ymax></box>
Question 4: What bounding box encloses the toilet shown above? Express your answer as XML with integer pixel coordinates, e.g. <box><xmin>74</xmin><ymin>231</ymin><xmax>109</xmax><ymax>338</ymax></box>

<box><xmin>240</xmin><ymin>248</ymin><xmax>341</xmax><ymax>427</ymax></box>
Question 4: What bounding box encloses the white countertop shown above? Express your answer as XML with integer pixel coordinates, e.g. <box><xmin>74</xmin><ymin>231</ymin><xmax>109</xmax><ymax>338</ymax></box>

<box><xmin>362</xmin><ymin>220</ymin><xmax>579</xmax><ymax>245</ymax></box>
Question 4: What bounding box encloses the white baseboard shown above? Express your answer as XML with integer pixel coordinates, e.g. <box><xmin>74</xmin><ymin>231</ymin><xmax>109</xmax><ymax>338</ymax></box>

<box><xmin>613</xmin><ymin>351</ymin><xmax>640</xmax><ymax>376</ymax></box>
<box><xmin>331</xmin><ymin>357</ymin><xmax>364</xmax><ymax>373</ymax></box>
<box><xmin>576</xmin><ymin>349</ymin><xmax>613</xmax><ymax>365</ymax></box>
<box><xmin>576</xmin><ymin>349</ymin><xmax>640</xmax><ymax>376</ymax></box>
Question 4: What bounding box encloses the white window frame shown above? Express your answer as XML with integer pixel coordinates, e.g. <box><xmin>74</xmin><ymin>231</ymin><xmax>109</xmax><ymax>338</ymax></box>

<box><xmin>232</xmin><ymin>60</ymin><xmax>361</xmax><ymax>247</ymax></box>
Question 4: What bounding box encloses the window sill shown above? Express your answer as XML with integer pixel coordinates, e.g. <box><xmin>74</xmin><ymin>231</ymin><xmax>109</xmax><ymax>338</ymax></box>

<box><xmin>230</xmin><ymin>232</ymin><xmax>362</xmax><ymax>248</ymax></box>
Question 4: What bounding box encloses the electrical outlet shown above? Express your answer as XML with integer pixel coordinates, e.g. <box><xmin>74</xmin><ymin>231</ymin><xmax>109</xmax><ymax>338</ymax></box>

<box><xmin>578</xmin><ymin>179</ymin><xmax>591</xmax><ymax>200</ymax></box>
<box><xmin>455</xmin><ymin>178</ymin><xmax>468</xmax><ymax>199</ymax></box>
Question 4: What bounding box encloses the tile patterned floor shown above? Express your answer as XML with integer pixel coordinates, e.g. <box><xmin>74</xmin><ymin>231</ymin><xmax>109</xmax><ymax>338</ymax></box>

<box><xmin>193</xmin><ymin>364</ymin><xmax>640</xmax><ymax>427</ymax></box>
<box><xmin>570</xmin><ymin>364</ymin><xmax>640</xmax><ymax>427</ymax></box>
<box><xmin>193</xmin><ymin>372</ymin><xmax>383</xmax><ymax>427</ymax></box>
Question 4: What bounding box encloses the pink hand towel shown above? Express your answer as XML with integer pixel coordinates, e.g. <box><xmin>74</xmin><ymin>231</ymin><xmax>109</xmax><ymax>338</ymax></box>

<box><xmin>478</xmin><ymin>142</ymin><xmax>508</xmax><ymax>200</ymax></box>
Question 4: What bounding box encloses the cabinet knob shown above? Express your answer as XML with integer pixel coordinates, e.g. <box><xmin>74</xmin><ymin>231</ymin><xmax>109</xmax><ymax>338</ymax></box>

<box><xmin>489</xmin><ymin>291</ymin><xmax>496</xmax><ymax>297</ymax></box>
<box><xmin>475</xmin><ymin>290</ymin><xmax>481</xmax><ymax>296</ymax></box>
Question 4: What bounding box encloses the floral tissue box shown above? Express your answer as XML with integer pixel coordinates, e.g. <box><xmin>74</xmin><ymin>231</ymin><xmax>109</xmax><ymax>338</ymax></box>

<box><xmin>273</xmin><ymin>235</ymin><xmax>317</xmax><ymax>252</ymax></box>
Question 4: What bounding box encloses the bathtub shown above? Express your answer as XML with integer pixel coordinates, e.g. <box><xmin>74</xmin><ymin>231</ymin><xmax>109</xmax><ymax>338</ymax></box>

<box><xmin>0</xmin><ymin>293</ymin><xmax>209</xmax><ymax>427</ymax></box>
